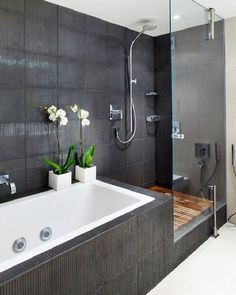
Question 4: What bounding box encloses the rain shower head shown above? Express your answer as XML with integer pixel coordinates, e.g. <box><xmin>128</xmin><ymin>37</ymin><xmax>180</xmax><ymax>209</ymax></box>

<box><xmin>142</xmin><ymin>24</ymin><xmax>157</xmax><ymax>33</ymax></box>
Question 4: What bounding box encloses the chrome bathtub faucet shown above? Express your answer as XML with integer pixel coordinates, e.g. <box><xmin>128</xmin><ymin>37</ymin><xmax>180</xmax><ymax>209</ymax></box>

<box><xmin>0</xmin><ymin>173</ymin><xmax>16</xmax><ymax>194</ymax></box>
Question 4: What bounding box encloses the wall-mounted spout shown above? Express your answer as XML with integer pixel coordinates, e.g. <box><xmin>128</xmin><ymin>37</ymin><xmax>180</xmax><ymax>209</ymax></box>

<box><xmin>0</xmin><ymin>174</ymin><xmax>16</xmax><ymax>194</ymax></box>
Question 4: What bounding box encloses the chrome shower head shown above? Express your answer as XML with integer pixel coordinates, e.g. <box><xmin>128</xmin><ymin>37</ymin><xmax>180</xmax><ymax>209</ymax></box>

<box><xmin>142</xmin><ymin>24</ymin><xmax>157</xmax><ymax>32</ymax></box>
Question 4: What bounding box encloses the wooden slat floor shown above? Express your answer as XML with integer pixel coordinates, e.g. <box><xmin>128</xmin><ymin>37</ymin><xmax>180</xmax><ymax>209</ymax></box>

<box><xmin>149</xmin><ymin>186</ymin><xmax>212</xmax><ymax>231</ymax></box>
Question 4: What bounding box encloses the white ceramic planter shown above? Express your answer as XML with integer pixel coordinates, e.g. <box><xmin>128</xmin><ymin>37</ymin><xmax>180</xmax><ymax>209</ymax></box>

<box><xmin>75</xmin><ymin>165</ymin><xmax>96</xmax><ymax>183</ymax></box>
<box><xmin>48</xmin><ymin>170</ymin><xmax>72</xmax><ymax>191</ymax></box>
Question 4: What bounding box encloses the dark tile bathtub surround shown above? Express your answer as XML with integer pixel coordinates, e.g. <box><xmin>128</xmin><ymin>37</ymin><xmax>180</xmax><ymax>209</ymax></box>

<box><xmin>0</xmin><ymin>0</ymin><xmax>157</xmax><ymax>202</ymax></box>
<box><xmin>0</xmin><ymin>178</ymin><xmax>173</xmax><ymax>295</ymax></box>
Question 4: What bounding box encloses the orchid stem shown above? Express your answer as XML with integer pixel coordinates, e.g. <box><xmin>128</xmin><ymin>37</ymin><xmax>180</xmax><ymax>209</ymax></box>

<box><xmin>56</xmin><ymin>122</ymin><xmax>63</xmax><ymax>165</ymax></box>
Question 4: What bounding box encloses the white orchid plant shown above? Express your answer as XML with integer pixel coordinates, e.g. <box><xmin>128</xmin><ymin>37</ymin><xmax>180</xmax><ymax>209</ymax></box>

<box><xmin>46</xmin><ymin>105</ymin><xmax>68</xmax><ymax>126</ymax></box>
<box><xmin>43</xmin><ymin>105</ymin><xmax>69</xmax><ymax>168</ymax></box>
<box><xmin>70</xmin><ymin>104</ymin><xmax>95</xmax><ymax>168</ymax></box>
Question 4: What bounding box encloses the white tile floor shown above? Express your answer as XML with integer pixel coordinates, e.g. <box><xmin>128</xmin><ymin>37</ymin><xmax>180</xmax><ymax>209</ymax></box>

<box><xmin>148</xmin><ymin>223</ymin><xmax>236</xmax><ymax>295</ymax></box>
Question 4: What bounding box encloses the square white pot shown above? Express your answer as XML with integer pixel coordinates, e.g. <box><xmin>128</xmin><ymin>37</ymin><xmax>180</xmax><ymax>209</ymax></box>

<box><xmin>75</xmin><ymin>165</ymin><xmax>96</xmax><ymax>183</ymax></box>
<box><xmin>48</xmin><ymin>170</ymin><xmax>72</xmax><ymax>191</ymax></box>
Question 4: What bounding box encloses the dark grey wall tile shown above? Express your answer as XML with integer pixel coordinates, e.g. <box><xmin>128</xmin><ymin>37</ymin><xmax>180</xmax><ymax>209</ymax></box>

<box><xmin>58</xmin><ymin>57</ymin><xmax>85</xmax><ymax>88</ymax></box>
<box><xmin>138</xmin><ymin>243</ymin><xmax>166</xmax><ymax>295</ymax></box>
<box><xmin>0</xmin><ymin>261</ymin><xmax>53</xmax><ymax>295</ymax></box>
<box><xmin>0</xmin><ymin>49</ymin><xmax>25</xmax><ymax>87</ymax></box>
<box><xmin>26</xmin><ymin>128</ymin><xmax>50</xmax><ymax>157</ymax></box>
<box><xmin>0</xmin><ymin>0</ymin><xmax>24</xmax><ymax>13</ymax></box>
<box><xmin>25</xmin><ymin>0</ymin><xmax>57</xmax><ymax>22</ymax></box>
<box><xmin>107</xmin><ymin>23</ymin><xmax>126</xmax><ymax>42</ymax></box>
<box><xmin>26</xmin><ymin>17</ymin><xmax>57</xmax><ymax>55</ymax></box>
<box><xmin>109</xmin><ymin>40</ymin><xmax>125</xmax><ymax>66</ymax></box>
<box><xmin>138</xmin><ymin>202</ymin><xmax>171</xmax><ymax>258</ymax></box>
<box><xmin>143</xmin><ymin>137</ymin><xmax>155</xmax><ymax>160</ymax></box>
<box><xmin>126</xmin><ymin>139</ymin><xmax>144</xmax><ymax>166</ymax></box>
<box><xmin>85</xmin><ymin>118</ymin><xmax>112</xmax><ymax>146</ymax></box>
<box><xmin>58</xmin><ymin>119</ymin><xmax>80</xmax><ymax>150</ymax></box>
<box><xmin>51</xmin><ymin>237</ymin><xmax>103</xmax><ymax>295</ymax></box>
<box><xmin>96</xmin><ymin>266</ymin><xmax>138</xmax><ymax>295</ymax></box>
<box><xmin>58</xmin><ymin>27</ymin><xmax>84</xmax><ymax>60</ymax></box>
<box><xmin>83</xmin><ymin>90</ymin><xmax>110</xmax><ymax>119</ymax></box>
<box><xmin>58</xmin><ymin>6</ymin><xmax>85</xmax><ymax>32</ymax></box>
<box><xmin>99</xmin><ymin>216</ymin><xmax>138</xmax><ymax>282</ymax></box>
<box><xmin>126</xmin><ymin>163</ymin><xmax>144</xmax><ymax>187</ymax></box>
<box><xmin>143</xmin><ymin>159</ymin><xmax>156</xmax><ymax>185</ymax></box>
<box><xmin>0</xmin><ymin>9</ymin><xmax>24</xmax><ymax>50</ymax></box>
<box><xmin>85</xmin><ymin>34</ymin><xmax>107</xmax><ymax>64</ymax></box>
<box><xmin>25</xmin><ymin>122</ymin><xmax>57</xmax><ymax>157</ymax></box>
<box><xmin>25</xmin><ymin>88</ymin><xmax>58</xmax><ymax>122</ymax></box>
<box><xmin>26</xmin><ymin>154</ymin><xmax>56</xmax><ymax>190</ymax></box>
<box><xmin>84</xmin><ymin>62</ymin><xmax>110</xmax><ymax>91</ymax></box>
<box><xmin>0</xmin><ymin>123</ymin><xmax>25</xmax><ymax>161</ymax></box>
<box><xmin>0</xmin><ymin>89</ymin><xmax>25</xmax><ymax>123</ymax></box>
<box><xmin>25</xmin><ymin>54</ymin><xmax>57</xmax><ymax>87</ymax></box>
<box><xmin>58</xmin><ymin>88</ymin><xmax>84</xmax><ymax>118</ymax></box>
<box><xmin>85</xmin><ymin>15</ymin><xmax>108</xmax><ymax>35</ymax></box>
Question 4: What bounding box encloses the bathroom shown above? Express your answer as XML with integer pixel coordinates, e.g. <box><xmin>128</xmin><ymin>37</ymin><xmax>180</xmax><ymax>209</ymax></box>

<box><xmin>0</xmin><ymin>0</ymin><xmax>235</xmax><ymax>294</ymax></box>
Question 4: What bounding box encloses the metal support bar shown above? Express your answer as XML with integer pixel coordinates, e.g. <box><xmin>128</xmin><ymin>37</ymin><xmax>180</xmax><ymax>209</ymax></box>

<box><xmin>207</xmin><ymin>8</ymin><xmax>215</xmax><ymax>40</ymax></box>
<box><xmin>208</xmin><ymin>184</ymin><xmax>219</xmax><ymax>238</ymax></box>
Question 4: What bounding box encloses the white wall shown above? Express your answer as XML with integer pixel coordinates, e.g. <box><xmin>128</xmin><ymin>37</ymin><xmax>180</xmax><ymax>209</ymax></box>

<box><xmin>225</xmin><ymin>17</ymin><xmax>236</xmax><ymax>222</ymax></box>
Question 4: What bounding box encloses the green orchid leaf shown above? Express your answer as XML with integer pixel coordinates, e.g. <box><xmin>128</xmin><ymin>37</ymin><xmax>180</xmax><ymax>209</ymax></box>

<box><xmin>64</xmin><ymin>144</ymin><xmax>74</xmax><ymax>167</ymax></box>
<box><xmin>42</xmin><ymin>144</ymin><xmax>75</xmax><ymax>175</ymax></box>
<box><xmin>89</xmin><ymin>145</ymin><xmax>95</xmax><ymax>157</ymax></box>
<box><xmin>42</xmin><ymin>159</ymin><xmax>62</xmax><ymax>174</ymax></box>
<box><xmin>76</xmin><ymin>153</ymin><xmax>83</xmax><ymax>167</ymax></box>
<box><xmin>62</xmin><ymin>159</ymin><xmax>74</xmax><ymax>173</ymax></box>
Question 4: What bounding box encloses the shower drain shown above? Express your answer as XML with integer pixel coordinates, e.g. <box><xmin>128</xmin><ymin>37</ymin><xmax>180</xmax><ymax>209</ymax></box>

<box><xmin>13</xmin><ymin>237</ymin><xmax>27</xmax><ymax>253</ymax></box>
<box><xmin>40</xmin><ymin>227</ymin><xmax>52</xmax><ymax>241</ymax></box>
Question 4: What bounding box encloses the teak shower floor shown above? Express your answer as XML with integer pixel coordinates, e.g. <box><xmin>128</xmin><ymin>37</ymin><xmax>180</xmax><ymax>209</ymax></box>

<box><xmin>149</xmin><ymin>186</ymin><xmax>211</xmax><ymax>231</ymax></box>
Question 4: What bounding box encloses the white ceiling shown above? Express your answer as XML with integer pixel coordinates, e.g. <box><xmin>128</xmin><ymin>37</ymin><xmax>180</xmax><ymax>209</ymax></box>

<box><xmin>46</xmin><ymin>0</ymin><xmax>236</xmax><ymax>36</ymax></box>
<box><xmin>196</xmin><ymin>0</ymin><xmax>236</xmax><ymax>19</ymax></box>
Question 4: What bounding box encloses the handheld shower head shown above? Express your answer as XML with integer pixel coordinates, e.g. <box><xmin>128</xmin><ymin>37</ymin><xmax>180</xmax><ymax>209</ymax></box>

<box><xmin>142</xmin><ymin>24</ymin><xmax>157</xmax><ymax>33</ymax></box>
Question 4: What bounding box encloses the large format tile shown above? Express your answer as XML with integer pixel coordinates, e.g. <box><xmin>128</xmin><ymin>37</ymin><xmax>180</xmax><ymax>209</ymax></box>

<box><xmin>58</xmin><ymin>27</ymin><xmax>85</xmax><ymax>60</ymax></box>
<box><xmin>58</xmin><ymin>57</ymin><xmax>85</xmax><ymax>88</ymax></box>
<box><xmin>95</xmin><ymin>266</ymin><xmax>138</xmax><ymax>295</ymax></box>
<box><xmin>0</xmin><ymin>88</ymin><xmax>25</xmax><ymax>123</ymax></box>
<box><xmin>137</xmin><ymin>201</ymin><xmax>171</xmax><ymax>258</ymax></box>
<box><xmin>0</xmin><ymin>0</ymin><xmax>24</xmax><ymax>13</ymax></box>
<box><xmin>138</xmin><ymin>243</ymin><xmax>166</xmax><ymax>295</ymax></box>
<box><xmin>25</xmin><ymin>53</ymin><xmax>57</xmax><ymax>87</ymax></box>
<box><xmin>0</xmin><ymin>49</ymin><xmax>25</xmax><ymax>87</ymax></box>
<box><xmin>25</xmin><ymin>88</ymin><xmax>58</xmax><ymax>122</ymax></box>
<box><xmin>0</xmin><ymin>123</ymin><xmax>25</xmax><ymax>161</ymax></box>
<box><xmin>25</xmin><ymin>0</ymin><xmax>57</xmax><ymax>22</ymax></box>
<box><xmin>26</xmin><ymin>17</ymin><xmax>57</xmax><ymax>55</ymax></box>
<box><xmin>58</xmin><ymin>6</ymin><xmax>85</xmax><ymax>32</ymax></box>
<box><xmin>0</xmin><ymin>261</ymin><xmax>53</xmax><ymax>295</ymax></box>
<box><xmin>0</xmin><ymin>9</ymin><xmax>24</xmax><ymax>50</ymax></box>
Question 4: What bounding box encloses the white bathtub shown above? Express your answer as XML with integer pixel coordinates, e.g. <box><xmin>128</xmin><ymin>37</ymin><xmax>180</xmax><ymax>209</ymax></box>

<box><xmin>0</xmin><ymin>180</ymin><xmax>154</xmax><ymax>272</ymax></box>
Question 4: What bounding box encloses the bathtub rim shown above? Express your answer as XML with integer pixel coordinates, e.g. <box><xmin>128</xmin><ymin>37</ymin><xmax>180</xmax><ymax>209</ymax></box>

<box><xmin>0</xmin><ymin>177</ymin><xmax>171</xmax><ymax>286</ymax></box>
